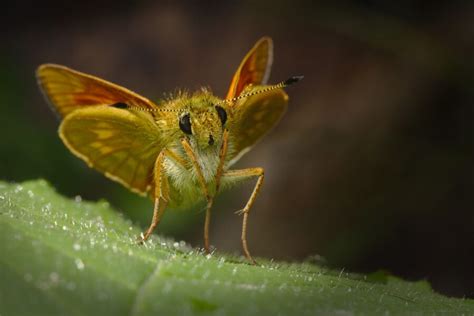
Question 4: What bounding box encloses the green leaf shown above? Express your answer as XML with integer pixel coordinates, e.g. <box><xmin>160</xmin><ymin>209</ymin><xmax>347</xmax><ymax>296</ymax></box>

<box><xmin>0</xmin><ymin>180</ymin><xmax>472</xmax><ymax>315</ymax></box>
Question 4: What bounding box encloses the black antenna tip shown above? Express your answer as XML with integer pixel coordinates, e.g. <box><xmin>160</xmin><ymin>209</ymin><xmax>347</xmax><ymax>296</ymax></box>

<box><xmin>284</xmin><ymin>75</ymin><xmax>304</xmax><ymax>86</ymax></box>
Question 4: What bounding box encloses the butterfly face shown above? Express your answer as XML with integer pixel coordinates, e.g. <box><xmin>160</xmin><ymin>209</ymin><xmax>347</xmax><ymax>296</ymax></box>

<box><xmin>177</xmin><ymin>94</ymin><xmax>228</xmax><ymax>150</ymax></box>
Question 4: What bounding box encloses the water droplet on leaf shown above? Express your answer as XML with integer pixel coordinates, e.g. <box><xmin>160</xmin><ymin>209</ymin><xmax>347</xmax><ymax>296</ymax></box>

<box><xmin>75</xmin><ymin>258</ymin><xmax>85</xmax><ymax>270</ymax></box>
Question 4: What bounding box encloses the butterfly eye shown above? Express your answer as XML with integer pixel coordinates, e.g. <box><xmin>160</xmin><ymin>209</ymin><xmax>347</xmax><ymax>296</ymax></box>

<box><xmin>215</xmin><ymin>105</ymin><xmax>227</xmax><ymax>125</ymax></box>
<box><xmin>111</xmin><ymin>102</ymin><xmax>128</xmax><ymax>109</ymax></box>
<box><xmin>179</xmin><ymin>114</ymin><xmax>192</xmax><ymax>135</ymax></box>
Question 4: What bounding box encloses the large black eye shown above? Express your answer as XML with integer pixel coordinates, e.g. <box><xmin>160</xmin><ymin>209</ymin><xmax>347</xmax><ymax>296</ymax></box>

<box><xmin>215</xmin><ymin>105</ymin><xmax>227</xmax><ymax>125</ymax></box>
<box><xmin>179</xmin><ymin>114</ymin><xmax>192</xmax><ymax>135</ymax></box>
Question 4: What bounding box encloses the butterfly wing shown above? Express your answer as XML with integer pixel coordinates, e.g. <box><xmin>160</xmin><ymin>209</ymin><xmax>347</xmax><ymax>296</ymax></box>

<box><xmin>37</xmin><ymin>64</ymin><xmax>158</xmax><ymax>117</ymax></box>
<box><xmin>59</xmin><ymin>106</ymin><xmax>163</xmax><ymax>195</ymax></box>
<box><xmin>37</xmin><ymin>64</ymin><xmax>163</xmax><ymax>195</ymax></box>
<box><xmin>227</xmin><ymin>86</ymin><xmax>288</xmax><ymax>165</ymax></box>
<box><xmin>226</xmin><ymin>37</ymin><xmax>273</xmax><ymax>100</ymax></box>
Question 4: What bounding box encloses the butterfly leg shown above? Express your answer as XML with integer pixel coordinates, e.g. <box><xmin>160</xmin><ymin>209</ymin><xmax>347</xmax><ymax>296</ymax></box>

<box><xmin>181</xmin><ymin>138</ymin><xmax>214</xmax><ymax>253</ymax></box>
<box><xmin>215</xmin><ymin>129</ymin><xmax>229</xmax><ymax>193</ymax></box>
<box><xmin>222</xmin><ymin>167</ymin><xmax>264</xmax><ymax>264</ymax></box>
<box><xmin>203</xmin><ymin>198</ymin><xmax>215</xmax><ymax>253</ymax></box>
<box><xmin>203</xmin><ymin>129</ymin><xmax>230</xmax><ymax>253</ymax></box>
<box><xmin>139</xmin><ymin>150</ymin><xmax>170</xmax><ymax>243</ymax></box>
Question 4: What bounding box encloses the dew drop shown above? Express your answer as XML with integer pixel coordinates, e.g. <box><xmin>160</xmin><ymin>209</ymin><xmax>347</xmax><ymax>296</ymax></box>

<box><xmin>99</xmin><ymin>201</ymin><xmax>109</xmax><ymax>208</ymax></box>
<box><xmin>75</xmin><ymin>258</ymin><xmax>85</xmax><ymax>270</ymax></box>
<box><xmin>217</xmin><ymin>257</ymin><xmax>225</xmax><ymax>268</ymax></box>
<box><xmin>41</xmin><ymin>203</ymin><xmax>51</xmax><ymax>214</ymax></box>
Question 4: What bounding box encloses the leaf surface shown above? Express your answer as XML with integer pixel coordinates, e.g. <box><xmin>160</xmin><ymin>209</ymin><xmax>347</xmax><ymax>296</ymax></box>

<box><xmin>0</xmin><ymin>180</ymin><xmax>472</xmax><ymax>315</ymax></box>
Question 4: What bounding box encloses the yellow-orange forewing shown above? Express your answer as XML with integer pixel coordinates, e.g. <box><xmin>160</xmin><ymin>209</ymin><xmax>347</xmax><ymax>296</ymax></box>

<box><xmin>58</xmin><ymin>106</ymin><xmax>162</xmax><ymax>195</ymax></box>
<box><xmin>37</xmin><ymin>64</ymin><xmax>163</xmax><ymax>195</ymax></box>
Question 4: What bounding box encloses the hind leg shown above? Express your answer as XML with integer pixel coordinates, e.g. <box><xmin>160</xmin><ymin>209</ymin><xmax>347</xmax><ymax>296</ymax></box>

<box><xmin>222</xmin><ymin>167</ymin><xmax>264</xmax><ymax>264</ymax></box>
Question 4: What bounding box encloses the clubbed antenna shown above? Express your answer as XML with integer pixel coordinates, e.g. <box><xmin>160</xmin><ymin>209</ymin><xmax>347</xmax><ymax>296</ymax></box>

<box><xmin>218</xmin><ymin>75</ymin><xmax>304</xmax><ymax>106</ymax></box>
<box><xmin>283</xmin><ymin>75</ymin><xmax>304</xmax><ymax>86</ymax></box>
<box><xmin>118</xmin><ymin>75</ymin><xmax>304</xmax><ymax>112</ymax></box>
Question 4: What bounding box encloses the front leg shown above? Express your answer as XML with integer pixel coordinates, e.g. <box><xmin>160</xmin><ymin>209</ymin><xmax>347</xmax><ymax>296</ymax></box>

<box><xmin>222</xmin><ymin>167</ymin><xmax>264</xmax><ymax>264</ymax></box>
<box><xmin>180</xmin><ymin>138</ymin><xmax>214</xmax><ymax>253</ymax></box>
<box><xmin>180</xmin><ymin>130</ymin><xmax>230</xmax><ymax>254</ymax></box>
<box><xmin>139</xmin><ymin>150</ymin><xmax>170</xmax><ymax>243</ymax></box>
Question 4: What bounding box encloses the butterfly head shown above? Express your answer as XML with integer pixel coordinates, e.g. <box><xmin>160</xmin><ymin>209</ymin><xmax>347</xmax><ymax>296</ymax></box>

<box><xmin>177</xmin><ymin>93</ymin><xmax>228</xmax><ymax>150</ymax></box>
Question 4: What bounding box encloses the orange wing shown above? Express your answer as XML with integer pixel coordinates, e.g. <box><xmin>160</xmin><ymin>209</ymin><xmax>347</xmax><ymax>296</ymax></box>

<box><xmin>227</xmin><ymin>86</ymin><xmax>288</xmax><ymax>165</ymax></box>
<box><xmin>36</xmin><ymin>64</ymin><xmax>158</xmax><ymax>117</ymax></box>
<box><xmin>59</xmin><ymin>106</ymin><xmax>163</xmax><ymax>195</ymax></box>
<box><xmin>226</xmin><ymin>37</ymin><xmax>273</xmax><ymax>100</ymax></box>
<box><xmin>37</xmin><ymin>64</ymin><xmax>163</xmax><ymax>195</ymax></box>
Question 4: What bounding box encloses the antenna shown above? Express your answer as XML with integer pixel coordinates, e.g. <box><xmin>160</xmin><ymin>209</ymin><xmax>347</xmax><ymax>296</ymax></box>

<box><xmin>217</xmin><ymin>75</ymin><xmax>304</xmax><ymax>106</ymax></box>
<box><xmin>121</xmin><ymin>75</ymin><xmax>304</xmax><ymax>112</ymax></box>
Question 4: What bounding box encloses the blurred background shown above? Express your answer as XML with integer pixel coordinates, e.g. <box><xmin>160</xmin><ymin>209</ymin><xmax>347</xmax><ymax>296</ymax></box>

<box><xmin>1</xmin><ymin>0</ymin><xmax>472</xmax><ymax>297</ymax></box>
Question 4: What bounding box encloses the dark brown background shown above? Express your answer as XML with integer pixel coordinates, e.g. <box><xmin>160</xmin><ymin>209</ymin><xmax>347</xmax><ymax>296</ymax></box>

<box><xmin>1</xmin><ymin>0</ymin><xmax>473</xmax><ymax>297</ymax></box>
